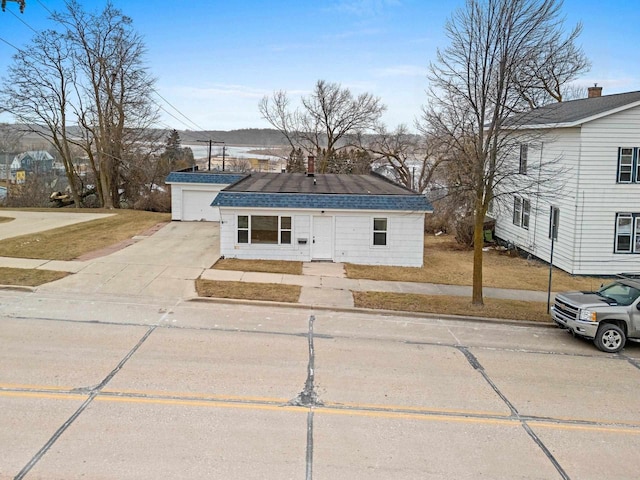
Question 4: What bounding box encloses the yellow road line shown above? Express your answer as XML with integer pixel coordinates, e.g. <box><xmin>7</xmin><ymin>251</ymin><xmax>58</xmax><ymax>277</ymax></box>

<box><xmin>3</xmin><ymin>388</ymin><xmax>640</xmax><ymax>435</ymax></box>
<box><xmin>0</xmin><ymin>383</ymin><xmax>73</xmax><ymax>392</ymax></box>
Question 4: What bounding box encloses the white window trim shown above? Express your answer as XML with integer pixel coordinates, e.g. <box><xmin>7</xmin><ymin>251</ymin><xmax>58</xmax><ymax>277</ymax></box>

<box><xmin>513</xmin><ymin>197</ymin><xmax>522</xmax><ymax>226</ymax></box>
<box><xmin>617</xmin><ymin>147</ymin><xmax>637</xmax><ymax>183</ymax></box>
<box><xmin>513</xmin><ymin>196</ymin><xmax>530</xmax><ymax>230</ymax></box>
<box><xmin>614</xmin><ymin>213</ymin><xmax>639</xmax><ymax>254</ymax></box>
<box><xmin>519</xmin><ymin>144</ymin><xmax>528</xmax><ymax>175</ymax></box>
<box><xmin>372</xmin><ymin>217</ymin><xmax>388</xmax><ymax>247</ymax></box>
<box><xmin>236</xmin><ymin>214</ymin><xmax>293</xmax><ymax>245</ymax></box>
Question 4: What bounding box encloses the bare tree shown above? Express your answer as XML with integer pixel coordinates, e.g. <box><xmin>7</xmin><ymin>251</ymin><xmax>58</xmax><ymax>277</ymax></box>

<box><xmin>0</xmin><ymin>29</ymin><xmax>83</xmax><ymax>206</ymax></box>
<box><xmin>425</xmin><ymin>0</ymin><xmax>587</xmax><ymax>305</ymax></box>
<box><xmin>364</xmin><ymin>124</ymin><xmax>447</xmax><ymax>193</ymax></box>
<box><xmin>259</xmin><ymin>80</ymin><xmax>386</xmax><ymax>173</ymax></box>
<box><xmin>54</xmin><ymin>0</ymin><xmax>160</xmax><ymax>208</ymax></box>
<box><xmin>227</xmin><ymin>157</ymin><xmax>252</xmax><ymax>173</ymax></box>
<box><xmin>515</xmin><ymin>24</ymin><xmax>591</xmax><ymax>108</ymax></box>
<box><xmin>0</xmin><ymin>1</ymin><xmax>159</xmax><ymax>209</ymax></box>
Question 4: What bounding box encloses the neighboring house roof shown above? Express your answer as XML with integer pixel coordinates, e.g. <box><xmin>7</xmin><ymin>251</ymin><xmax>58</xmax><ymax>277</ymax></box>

<box><xmin>165</xmin><ymin>171</ymin><xmax>246</xmax><ymax>185</ymax></box>
<box><xmin>212</xmin><ymin>172</ymin><xmax>433</xmax><ymax>211</ymax></box>
<box><xmin>505</xmin><ymin>91</ymin><xmax>640</xmax><ymax>129</ymax></box>
<box><xmin>14</xmin><ymin>150</ymin><xmax>54</xmax><ymax>162</ymax></box>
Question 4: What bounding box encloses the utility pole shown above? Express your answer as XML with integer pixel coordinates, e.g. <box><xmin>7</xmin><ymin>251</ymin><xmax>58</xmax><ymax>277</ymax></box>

<box><xmin>196</xmin><ymin>139</ymin><xmax>224</xmax><ymax>171</ymax></box>
<box><xmin>222</xmin><ymin>145</ymin><xmax>226</xmax><ymax>171</ymax></box>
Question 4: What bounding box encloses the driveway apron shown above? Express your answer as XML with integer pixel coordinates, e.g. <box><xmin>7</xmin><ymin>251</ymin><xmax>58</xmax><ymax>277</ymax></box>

<box><xmin>37</xmin><ymin>222</ymin><xmax>220</xmax><ymax>298</ymax></box>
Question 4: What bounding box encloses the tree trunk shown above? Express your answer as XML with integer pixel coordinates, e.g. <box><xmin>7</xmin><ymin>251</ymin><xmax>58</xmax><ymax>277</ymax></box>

<box><xmin>472</xmin><ymin>198</ymin><xmax>485</xmax><ymax>306</ymax></box>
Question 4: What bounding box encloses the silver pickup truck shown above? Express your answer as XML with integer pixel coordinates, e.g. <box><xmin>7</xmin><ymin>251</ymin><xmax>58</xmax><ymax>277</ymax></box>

<box><xmin>551</xmin><ymin>274</ymin><xmax>640</xmax><ymax>353</ymax></box>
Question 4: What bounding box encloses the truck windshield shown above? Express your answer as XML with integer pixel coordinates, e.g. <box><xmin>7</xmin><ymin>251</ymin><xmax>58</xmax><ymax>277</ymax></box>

<box><xmin>598</xmin><ymin>282</ymin><xmax>640</xmax><ymax>306</ymax></box>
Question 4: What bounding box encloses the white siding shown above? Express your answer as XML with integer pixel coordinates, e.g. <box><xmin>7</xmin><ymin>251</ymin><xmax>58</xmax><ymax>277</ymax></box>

<box><xmin>169</xmin><ymin>183</ymin><xmax>225</xmax><ymax>221</ymax></box>
<box><xmin>569</xmin><ymin>105</ymin><xmax>640</xmax><ymax>274</ymax></box>
<box><xmin>495</xmin><ymin>128</ymin><xmax>581</xmax><ymax>273</ymax></box>
<box><xmin>495</xmin><ymin>104</ymin><xmax>640</xmax><ymax>275</ymax></box>
<box><xmin>219</xmin><ymin>208</ymin><xmax>426</xmax><ymax>267</ymax></box>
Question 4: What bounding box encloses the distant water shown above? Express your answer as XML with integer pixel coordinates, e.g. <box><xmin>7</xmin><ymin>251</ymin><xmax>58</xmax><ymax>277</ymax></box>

<box><xmin>185</xmin><ymin>145</ymin><xmax>280</xmax><ymax>161</ymax></box>
<box><xmin>0</xmin><ymin>186</ymin><xmax>5</xmax><ymax>199</ymax></box>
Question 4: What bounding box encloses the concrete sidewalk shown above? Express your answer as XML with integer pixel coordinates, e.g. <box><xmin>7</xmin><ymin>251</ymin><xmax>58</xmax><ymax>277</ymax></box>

<box><xmin>199</xmin><ymin>262</ymin><xmax>553</xmax><ymax>308</ymax></box>
<box><xmin>0</xmin><ymin>214</ymin><xmax>553</xmax><ymax>309</ymax></box>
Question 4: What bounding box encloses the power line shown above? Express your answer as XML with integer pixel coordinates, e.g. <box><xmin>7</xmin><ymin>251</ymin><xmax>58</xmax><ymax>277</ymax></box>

<box><xmin>7</xmin><ymin>7</ymin><xmax>37</xmax><ymax>33</ymax></box>
<box><xmin>0</xmin><ymin>35</ymin><xmax>23</xmax><ymax>52</ymax></box>
<box><xmin>151</xmin><ymin>88</ymin><xmax>210</xmax><ymax>133</ymax></box>
<box><xmin>34</xmin><ymin>0</ymin><xmax>53</xmax><ymax>16</ymax></box>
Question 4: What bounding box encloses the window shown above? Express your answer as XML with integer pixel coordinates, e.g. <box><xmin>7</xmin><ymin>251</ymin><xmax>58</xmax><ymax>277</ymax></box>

<box><xmin>519</xmin><ymin>144</ymin><xmax>528</xmax><ymax>174</ymax></box>
<box><xmin>614</xmin><ymin>213</ymin><xmax>640</xmax><ymax>253</ymax></box>
<box><xmin>280</xmin><ymin>216</ymin><xmax>292</xmax><ymax>244</ymax></box>
<box><xmin>615</xmin><ymin>213</ymin><xmax>640</xmax><ymax>253</ymax></box>
<box><xmin>373</xmin><ymin>217</ymin><xmax>387</xmax><ymax>246</ymax></box>
<box><xmin>238</xmin><ymin>215</ymin><xmax>249</xmax><ymax>244</ymax></box>
<box><xmin>522</xmin><ymin>199</ymin><xmax>530</xmax><ymax>229</ymax></box>
<box><xmin>512</xmin><ymin>196</ymin><xmax>530</xmax><ymax>229</ymax></box>
<box><xmin>549</xmin><ymin>206</ymin><xmax>559</xmax><ymax>240</ymax></box>
<box><xmin>513</xmin><ymin>197</ymin><xmax>522</xmax><ymax>226</ymax></box>
<box><xmin>617</xmin><ymin>147</ymin><xmax>640</xmax><ymax>183</ymax></box>
<box><xmin>236</xmin><ymin>215</ymin><xmax>292</xmax><ymax>245</ymax></box>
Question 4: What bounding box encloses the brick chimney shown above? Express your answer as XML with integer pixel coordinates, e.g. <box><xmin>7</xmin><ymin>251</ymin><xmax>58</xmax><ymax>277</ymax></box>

<box><xmin>588</xmin><ymin>84</ymin><xmax>602</xmax><ymax>98</ymax></box>
<box><xmin>307</xmin><ymin>155</ymin><xmax>315</xmax><ymax>177</ymax></box>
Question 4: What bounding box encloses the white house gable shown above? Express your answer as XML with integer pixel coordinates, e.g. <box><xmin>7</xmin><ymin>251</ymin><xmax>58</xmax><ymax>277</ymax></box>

<box><xmin>495</xmin><ymin>92</ymin><xmax>640</xmax><ymax>275</ymax></box>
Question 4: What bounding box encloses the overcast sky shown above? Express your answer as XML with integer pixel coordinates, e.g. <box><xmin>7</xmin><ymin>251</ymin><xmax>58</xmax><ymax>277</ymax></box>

<box><xmin>1</xmin><ymin>0</ymin><xmax>638</xmax><ymax>132</ymax></box>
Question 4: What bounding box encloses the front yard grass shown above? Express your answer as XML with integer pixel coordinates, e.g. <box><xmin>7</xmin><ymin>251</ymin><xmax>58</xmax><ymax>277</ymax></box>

<box><xmin>353</xmin><ymin>291</ymin><xmax>550</xmax><ymax>322</ymax></box>
<box><xmin>0</xmin><ymin>208</ymin><xmax>170</xmax><ymax>260</ymax></box>
<box><xmin>196</xmin><ymin>279</ymin><xmax>301</xmax><ymax>303</ymax></box>
<box><xmin>0</xmin><ymin>267</ymin><xmax>69</xmax><ymax>286</ymax></box>
<box><xmin>346</xmin><ymin>234</ymin><xmax>607</xmax><ymax>292</ymax></box>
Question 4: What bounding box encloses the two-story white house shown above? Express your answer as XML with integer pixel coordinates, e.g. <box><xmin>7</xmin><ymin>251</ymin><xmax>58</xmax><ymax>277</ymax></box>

<box><xmin>493</xmin><ymin>88</ymin><xmax>640</xmax><ymax>275</ymax></box>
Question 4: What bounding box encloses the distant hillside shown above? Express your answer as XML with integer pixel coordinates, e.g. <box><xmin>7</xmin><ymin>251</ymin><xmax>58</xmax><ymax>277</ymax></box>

<box><xmin>6</xmin><ymin>124</ymin><xmax>290</xmax><ymax>149</ymax></box>
<box><xmin>176</xmin><ymin>128</ymin><xmax>289</xmax><ymax>147</ymax></box>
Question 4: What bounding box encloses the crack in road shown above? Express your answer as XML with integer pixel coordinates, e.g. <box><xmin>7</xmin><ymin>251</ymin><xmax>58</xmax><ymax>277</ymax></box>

<box><xmin>287</xmin><ymin>315</ymin><xmax>322</xmax><ymax>480</ymax></box>
<box><xmin>458</xmin><ymin>346</ymin><xmax>570</xmax><ymax>480</ymax></box>
<box><xmin>289</xmin><ymin>315</ymin><xmax>322</xmax><ymax>408</ymax></box>
<box><xmin>13</xmin><ymin>325</ymin><xmax>157</xmax><ymax>480</ymax></box>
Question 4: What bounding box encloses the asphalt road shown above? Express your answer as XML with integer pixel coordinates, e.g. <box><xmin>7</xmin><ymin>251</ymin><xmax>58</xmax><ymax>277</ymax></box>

<box><xmin>2</xmin><ymin>289</ymin><xmax>640</xmax><ymax>479</ymax></box>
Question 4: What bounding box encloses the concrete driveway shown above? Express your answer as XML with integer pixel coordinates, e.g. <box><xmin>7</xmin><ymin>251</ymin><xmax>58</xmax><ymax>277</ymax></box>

<box><xmin>37</xmin><ymin>221</ymin><xmax>221</xmax><ymax>299</ymax></box>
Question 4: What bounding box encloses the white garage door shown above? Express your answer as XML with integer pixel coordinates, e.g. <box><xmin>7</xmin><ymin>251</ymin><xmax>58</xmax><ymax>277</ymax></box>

<box><xmin>182</xmin><ymin>189</ymin><xmax>220</xmax><ymax>221</ymax></box>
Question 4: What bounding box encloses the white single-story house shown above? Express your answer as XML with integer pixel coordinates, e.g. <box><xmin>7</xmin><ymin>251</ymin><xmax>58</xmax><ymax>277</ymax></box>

<box><xmin>212</xmin><ymin>171</ymin><xmax>433</xmax><ymax>267</ymax></box>
<box><xmin>165</xmin><ymin>171</ymin><xmax>246</xmax><ymax>221</ymax></box>
<box><xmin>494</xmin><ymin>88</ymin><xmax>640</xmax><ymax>275</ymax></box>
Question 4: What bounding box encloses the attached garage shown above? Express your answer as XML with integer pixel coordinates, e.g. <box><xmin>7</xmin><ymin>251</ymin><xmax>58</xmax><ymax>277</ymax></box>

<box><xmin>166</xmin><ymin>171</ymin><xmax>246</xmax><ymax>222</ymax></box>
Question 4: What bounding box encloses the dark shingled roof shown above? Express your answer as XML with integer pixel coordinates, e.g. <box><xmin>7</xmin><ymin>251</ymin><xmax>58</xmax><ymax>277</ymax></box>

<box><xmin>165</xmin><ymin>171</ymin><xmax>246</xmax><ymax>185</ymax></box>
<box><xmin>212</xmin><ymin>172</ymin><xmax>433</xmax><ymax>212</ymax></box>
<box><xmin>221</xmin><ymin>172</ymin><xmax>415</xmax><ymax>195</ymax></box>
<box><xmin>506</xmin><ymin>91</ymin><xmax>640</xmax><ymax>128</ymax></box>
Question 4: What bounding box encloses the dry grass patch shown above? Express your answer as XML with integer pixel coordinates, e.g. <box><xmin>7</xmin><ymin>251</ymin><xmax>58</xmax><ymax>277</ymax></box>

<box><xmin>196</xmin><ymin>279</ymin><xmax>301</xmax><ymax>303</ymax></box>
<box><xmin>0</xmin><ymin>267</ymin><xmax>69</xmax><ymax>286</ymax></box>
<box><xmin>0</xmin><ymin>209</ymin><xmax>170</xmax><ymax>261</ymax></box>
<box><xmin>212</xmin><ymin>258</ymin><xmax>303</xmax><ymax>275</ymax></box>
<box><xmin>346</xmin><ymin>234</ymin><xmax>607</xmax><ymax>292</ymax></box>
<box><xmin>354</xmin><ymin>291</ymin><xmax>551</xmax><ymax>323</ymax></box>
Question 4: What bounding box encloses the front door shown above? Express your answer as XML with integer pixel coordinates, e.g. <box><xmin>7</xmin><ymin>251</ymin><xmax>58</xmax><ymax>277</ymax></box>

<box><xmin>312</xmin><ymin>216</ymin><xmax>333</xmax><ymax>260</ymax></box>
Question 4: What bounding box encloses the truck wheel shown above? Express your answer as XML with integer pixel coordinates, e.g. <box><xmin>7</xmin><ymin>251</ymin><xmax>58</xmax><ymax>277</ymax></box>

<box><xmin>594</xmin><ymin>324</ymin><xmax>626</xmax><ymax>353</ymax></box>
